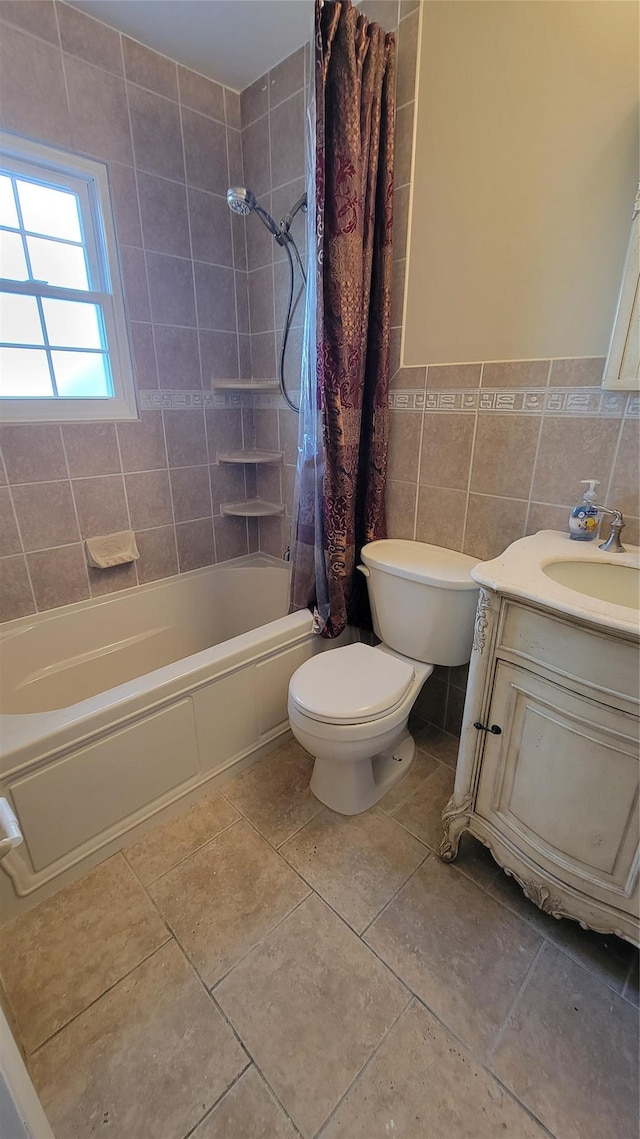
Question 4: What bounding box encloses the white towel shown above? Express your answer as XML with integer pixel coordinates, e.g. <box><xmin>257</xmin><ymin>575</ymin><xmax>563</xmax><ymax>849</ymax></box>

<box><xmin>85</xmin><ymin>530</ymin><xmax>140</xmax><ymax>569</ymax></box>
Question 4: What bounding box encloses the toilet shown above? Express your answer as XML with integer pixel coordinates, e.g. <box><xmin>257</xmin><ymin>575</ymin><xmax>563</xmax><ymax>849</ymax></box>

<box><xmin>288</xmin><ymin>540</ymin><xmax>479</xmax><ymax>815</ymax></box>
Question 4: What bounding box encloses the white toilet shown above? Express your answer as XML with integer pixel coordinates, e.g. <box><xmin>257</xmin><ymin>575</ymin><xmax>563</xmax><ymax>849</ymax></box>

<box><xmin>288</xmin><ymin>540</ymin><xmax>479</xmax><ymax>814</ymax></box>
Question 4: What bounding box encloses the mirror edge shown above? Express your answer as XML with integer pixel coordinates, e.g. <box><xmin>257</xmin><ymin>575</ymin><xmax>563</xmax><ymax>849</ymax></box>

<box><xmin>602</xmin><ymin>184</ymin><xmax>640</xmax><ymax>391</ymax></box>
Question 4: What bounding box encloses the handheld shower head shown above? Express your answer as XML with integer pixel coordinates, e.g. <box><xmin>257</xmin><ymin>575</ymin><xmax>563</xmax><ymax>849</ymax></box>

<box><xmin>225</xmin><ymin>184</ymin><xmax>307</xmax><ymax>415</ymax></box>
<box><xmin>227</xmin><ymin>185</ymin><xmax>283</xmax><ymax>241</ymax></box>
<box><xmin>226</xmin><ymin>186</ymin><xmax>256</xmax><ymax>216</ymax></box>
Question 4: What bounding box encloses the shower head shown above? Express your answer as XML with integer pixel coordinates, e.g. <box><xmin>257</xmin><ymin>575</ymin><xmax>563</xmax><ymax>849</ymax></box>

<box><xmin>227</xmin><ymin>185</ymin><xmax>283</xmax><ymax>241</ymax></box>
<box><xmin>226</xmin><ymin>186</ymin><xmax>256</xmax><ymax>216</ymax></box>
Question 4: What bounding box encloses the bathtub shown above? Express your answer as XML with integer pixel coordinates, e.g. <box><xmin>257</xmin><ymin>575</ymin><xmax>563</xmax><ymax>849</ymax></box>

<box><xmin>0</xmin><ymin>554</ymin><xmax>322</xmax><ymax>918</ymax></box>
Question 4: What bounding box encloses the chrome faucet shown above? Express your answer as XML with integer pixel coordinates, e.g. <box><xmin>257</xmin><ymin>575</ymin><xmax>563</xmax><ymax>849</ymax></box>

<box><xmin>593</xmin><ymin>504</ymin><xmax>626</xmax><ymax>553</ymax></box>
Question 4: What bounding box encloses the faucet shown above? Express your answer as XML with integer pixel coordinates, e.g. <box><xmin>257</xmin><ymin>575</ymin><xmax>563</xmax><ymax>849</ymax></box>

<box><xmin>592</xmin><ymin>503</ymin><xmax>626</xmax><ymax>553</ymax></box>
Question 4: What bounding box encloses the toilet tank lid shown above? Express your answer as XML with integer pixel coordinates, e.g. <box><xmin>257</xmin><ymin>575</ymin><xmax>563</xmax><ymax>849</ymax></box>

<box><xmin>361</xmin><ymin>540</ymin><xmax>479</xmax><ymax>589</ymax></box>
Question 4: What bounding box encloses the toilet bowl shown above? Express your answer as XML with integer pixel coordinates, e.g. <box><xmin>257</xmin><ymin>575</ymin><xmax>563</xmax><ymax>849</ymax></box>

<box><xmin>288</xmin><ymin>540</ymin><xmax>479</xmax><ymax>815</ymax></box>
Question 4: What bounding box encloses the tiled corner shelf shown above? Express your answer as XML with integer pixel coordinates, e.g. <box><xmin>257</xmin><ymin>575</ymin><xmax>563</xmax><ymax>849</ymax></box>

<box><xmin>218</xmin><ymin>449</ymin><xmax>284</xmax><ymax>465</ymax></box>
<box><xmin>221</xmin><ymin>499</ymin><xmax>285</xmax><ymax>518</ymax></box>
<box><xmin>213</xmin><ymin>383</ymin><xmax>285</xmax><ymax>517</ymax></box>
<box><xmin>211</xmin><ymin>378</ymin><xmax>280</xmax><ymax>392</ymax></box>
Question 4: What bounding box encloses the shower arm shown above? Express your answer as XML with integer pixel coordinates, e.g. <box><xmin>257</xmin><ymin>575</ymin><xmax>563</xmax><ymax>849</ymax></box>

<box><xmin>253</xmin><ymin>203</ymin><xmax>285</xmax><ymax>243</ymax></box>
<box><xmin>279</xmin><ymin>193</ymin><xmax>308</xmax><ymax>284</ymax></box>
<box><xmin>280</xmin><ymin>193</ymin><xmax>307</xmax><ymax>237</ymax></box>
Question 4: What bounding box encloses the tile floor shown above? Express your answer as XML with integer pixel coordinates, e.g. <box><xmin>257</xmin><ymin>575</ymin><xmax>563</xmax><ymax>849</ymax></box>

<box><xmin>0</xmin><ymin>725</ymin><xmax>638</xmax><ymax>1139</ymax></box>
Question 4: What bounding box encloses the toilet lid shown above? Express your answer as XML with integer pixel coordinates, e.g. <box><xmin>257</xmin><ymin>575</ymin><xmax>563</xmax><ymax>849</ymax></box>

<box><xmin>289</xmin><ymin>642</ymin><xmax>415</xmax><ymax>725</ymax></box>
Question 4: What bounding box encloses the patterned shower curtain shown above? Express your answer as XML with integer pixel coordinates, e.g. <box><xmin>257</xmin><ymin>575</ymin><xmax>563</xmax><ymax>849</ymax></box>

<box><xmin>290</xmin><ymin>0</ymin><xmax>395</xmax><ymax>638</ymax></box>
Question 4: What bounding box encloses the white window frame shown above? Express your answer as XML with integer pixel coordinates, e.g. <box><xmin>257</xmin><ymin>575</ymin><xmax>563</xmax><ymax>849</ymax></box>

<box><xmin>0</xmin><ymin>131</ymin><xmax>138</xmax><ymax>422</ymax></box>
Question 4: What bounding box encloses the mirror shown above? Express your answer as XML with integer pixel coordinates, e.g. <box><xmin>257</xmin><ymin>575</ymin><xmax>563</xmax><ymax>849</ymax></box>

<box><xmin>402</xmin><ymin>1</ymin><xmax>639</xmax><ymax>381</ymax></box>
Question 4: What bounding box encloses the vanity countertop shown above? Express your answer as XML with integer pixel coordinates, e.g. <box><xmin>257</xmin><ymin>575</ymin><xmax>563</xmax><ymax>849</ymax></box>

<box><xmin>471</xmin><ymin>530</ymin><xmax>640</xmax><ymax>638</ymax></box>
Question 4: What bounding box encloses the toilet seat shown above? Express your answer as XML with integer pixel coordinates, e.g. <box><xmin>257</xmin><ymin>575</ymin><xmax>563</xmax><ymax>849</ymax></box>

<box><xmin>288</xmin><ymin>642</ymin><xmax>415</xmax><ymax>726</ymax></box>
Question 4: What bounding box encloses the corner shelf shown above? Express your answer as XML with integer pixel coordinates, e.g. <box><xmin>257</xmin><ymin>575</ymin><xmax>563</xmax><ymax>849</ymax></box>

<box><xmin>218</xmin><ymin>449</ymin><xmax>284</xmax><ymax>465</ymax></box>
<box><xmin>213</xmin><ymin>385</ymin><xmax>285</xmax><ymax>518</ymax></box>
<box><xmin>211</xmin><ymin>379</ymin><xmax>279</xmax><ymax>392</ymax></box>
<box><xmin>221</xmin><ymin>499</ymin><xmax>285</xmax><ymax>518</ymax></box>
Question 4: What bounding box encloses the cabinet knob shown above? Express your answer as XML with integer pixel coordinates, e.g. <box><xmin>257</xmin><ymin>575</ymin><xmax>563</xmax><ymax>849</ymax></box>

<box><xmin>473</xmin><ymin>721</ymin><xmax>502</xmax><ymax>735</ymax></box>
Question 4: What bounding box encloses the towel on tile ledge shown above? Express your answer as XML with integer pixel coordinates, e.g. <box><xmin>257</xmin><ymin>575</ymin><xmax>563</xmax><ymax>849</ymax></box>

<box><xmin>85</xmin><ymin>530</ymin><xmax>140</xmax><ymax>569</ymax></box>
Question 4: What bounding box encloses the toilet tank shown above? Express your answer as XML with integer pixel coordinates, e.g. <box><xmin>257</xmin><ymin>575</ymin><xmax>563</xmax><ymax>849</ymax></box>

<box><xmin>360</xmin><ymin>540</ymin><xmax>479</xmax><ymax>666</ymax></box>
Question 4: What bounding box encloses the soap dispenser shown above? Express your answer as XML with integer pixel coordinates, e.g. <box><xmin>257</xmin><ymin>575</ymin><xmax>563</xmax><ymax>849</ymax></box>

<box><xmin>569</xmin><ymin>480</ymin><xmax>600</xmax><ymax>541</ymax></box>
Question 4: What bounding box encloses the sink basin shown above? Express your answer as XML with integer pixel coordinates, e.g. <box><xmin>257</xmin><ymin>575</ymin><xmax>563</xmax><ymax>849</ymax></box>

<box><xmin>542</xmin><ymin>560</ymin><xmax>640</xmax><ymax>609</ymax></box>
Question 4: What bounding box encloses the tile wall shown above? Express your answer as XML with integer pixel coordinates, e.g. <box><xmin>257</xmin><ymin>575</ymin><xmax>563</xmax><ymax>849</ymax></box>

<box><xmin>0</xmin><ymin>0</ymin><xmax>258</xmax><ymax>621</ymax></box>
<box><xmin>237</xmin><ymin>44</ymin><xmax>308</xmax><ymax>557</ymax></box>
<box><xmin>244</xmin><ymin>0</ymin><xmax>639</xmax><ymax>734</ymax></box>
<box><xmin>0</xmin><ymin>0</ymin><xmax>637</xmax><ymax>746</ymax></box>
<box><xmin>380</xmin><ymin>0</ymin><xmax>639</xmax><ymax>734</ymax></box>
<box><xmin>239</xmin><ymin>0</ymin><xmax>419</xmax><ymax>556</ymax></box>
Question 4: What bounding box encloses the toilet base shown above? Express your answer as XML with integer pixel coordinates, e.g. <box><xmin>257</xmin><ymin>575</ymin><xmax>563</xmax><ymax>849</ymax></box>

<box><xmin>310</xmin><ymin>729</ymin><xmax>416</xmax><ymax>815</ymax></box>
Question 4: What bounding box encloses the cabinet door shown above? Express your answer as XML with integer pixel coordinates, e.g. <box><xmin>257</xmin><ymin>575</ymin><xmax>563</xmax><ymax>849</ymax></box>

<box><xmin>475</xmin><ymin>662</ymin><xmax>639</xmax><ymax>906</ymax></box>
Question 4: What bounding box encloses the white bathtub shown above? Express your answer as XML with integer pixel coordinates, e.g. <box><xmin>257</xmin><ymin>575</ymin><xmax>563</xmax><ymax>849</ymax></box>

<box><xmin>0</xmin><ymin>554</ymin><xmax>321</xmax><ymax>919</ymax></box>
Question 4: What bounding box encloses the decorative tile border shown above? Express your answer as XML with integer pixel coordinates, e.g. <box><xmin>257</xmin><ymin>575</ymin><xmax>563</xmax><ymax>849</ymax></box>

<box><xmin>138</xmin><ymin>389</ymin><xmax>293</xmax><ymax>412</ymax></box>
<box><xmin>139</xmin><ymin>389</ymin><xmax>244</xmax><ymax>411</ymax></box>
<box><xmin>141</xmin><ymin>387</ymin><xmax>636</xmax><ymax>417</ymax></box>
<box><xmin>389</xmin><ymin>388</ymin><xmax>630</xmax><ymax>416</ymax></box>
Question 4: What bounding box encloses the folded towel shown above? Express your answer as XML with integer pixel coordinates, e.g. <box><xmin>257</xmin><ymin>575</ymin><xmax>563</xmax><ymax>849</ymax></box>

<box><xmin>85</xmin><ymin>530</ymin><xmax>140</xmax><ymax>569</ymax></box>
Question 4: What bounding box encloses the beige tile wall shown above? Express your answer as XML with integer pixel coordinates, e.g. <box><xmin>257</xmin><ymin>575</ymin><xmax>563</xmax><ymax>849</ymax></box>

<box><xmin>237</xmin><ymin>45</ymin><xmax>308</xmax><ymax>558</ymax></box>
<box><xmin>379</xmin><ymin>0</ymin><xmax>639</xmax><ymax>735</ymax></box>
<box><xmin>240</xmin><ymin>0</ymin><xmax>418</xmax><ymax>558</ymax></box>
<box><xmin>0</xmin><ymin>0</ymin><xmax>255</xmax><ymax>621</ymax></box>
<box><xmin>242</xmin><ymin>0</ymin><xmax>639</xmax><ymax>736</ymax></box>
<box><xmin>1</xmin><ymin>0</ymin><xmax>637</xmax><ymax>776</ymax></box>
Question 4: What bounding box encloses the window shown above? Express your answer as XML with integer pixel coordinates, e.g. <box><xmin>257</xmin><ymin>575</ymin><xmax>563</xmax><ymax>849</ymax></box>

<box><xmin>0</xmin><ymin>132</ymin><xmax>137</xmax><ymax>422</ymax></box>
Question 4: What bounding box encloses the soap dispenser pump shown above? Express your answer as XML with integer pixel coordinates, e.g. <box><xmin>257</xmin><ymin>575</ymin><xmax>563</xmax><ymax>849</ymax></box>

<box><xmin>569</xmin><ymin>480</ymin><xmax>600</xmax><ymax>541</ymax></box>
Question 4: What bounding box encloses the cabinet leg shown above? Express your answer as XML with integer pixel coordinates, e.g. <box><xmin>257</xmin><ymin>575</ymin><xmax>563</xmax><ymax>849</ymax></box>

<box><xmin>439</xmin><ymin>793</ymin><xmax>473</xmax><ymax>862</ymax></box>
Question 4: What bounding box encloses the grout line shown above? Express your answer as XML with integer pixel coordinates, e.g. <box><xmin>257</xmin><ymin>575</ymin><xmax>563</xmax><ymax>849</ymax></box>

<box><xmin>603</xmin><ymin>402</ymin><xmax>626</xmax><ymax>509</ymax></box>
<box><xmin>113</xmin><ymin>428</ymin><xmax>140</xmax><ymax>587</ymax></box>
<box><xmin>0</xmin><ymin>517</ymin><xmax>225</xmax><ymax>564</ymax></box>
<box><xmin>460</xmin><ymin>844</ymin><xmax>640</xmax><ymax>1006</ymax></box>
<box><xmin>178</xmin><ymin>1065</ymin><xmax>252</xmax><ymax>1139</ymax></box>
<box><xmin>161</xmin><ymin>931</ymin><xmax>254</xmax><ymax>1071</ymax></box>
<box><xmin>460</xmin><ymin>363</ymin><xmax>482</xmax><ymax>551</ymax></box>
<box><xmin>208</xmin><ymin>986</ymin><xmax>306</xmax><ymax>1139</ymax></box>
<box><xmin>178</xmin><ymin>90</ymin><xmax>218</xmax><ymax>563</ymax></box>
<box><xmin>209</xmin><ymin>889</ymin><xmax>312</xmax><ymax>995</ymax></box>
<box><xmin>120</xmin><ymin>38</ymin><xmax>180</xmax><ymax>577</ymax></box>
<box><xmin>59</xmin><ymin>0</ymin><xmax>240</xmax><ymax>105</ymax></box>
<box><xmin>54</xmin><ymin>3</ymin><xmax>72</xmax><ymax>117</ymax></box>
<box><xmin>27</xmin><ymin>930</ymin><xmax>174</xmax><ymax>1059</ymax></box>
<box><xmin>405</xmin><ymin>989</ymin><xmax>558</xmax><ymax>1139</ymax></box>
<box><xmin>249</xmin><ymin>1066</ymin><xmax>305</xmax><ymax>1138</ymax></box>
<box><xmin>313</xmin><ymin>995</ymin><xmax>413</xmax><ymax>1139</ymax></box>
<box><xmin>357</xmin><ymin>847</ymin><xmax>431</xmax><ymax>940</ymax></box>
<box><xmin>122</xmin><ymin>814</ymin><xmax>242</xmax><ymax>888</ymax></box>
<box><xmin>58</xmin><ymin>427</ymin><xmax>92</xmax><ymax>596</ymax></box>
<box><xmin>127</xmin><ymin>788</ymin><xmax>315</xmax><ymax>998</ymax></box>
<box><xmin>410</xmin><ymin>368</ymin><xmax>428</xmax><ymax>541</ymax></box>
<box><xmin>275</xmin><ymin>823</ymin><xmax>431</xmax><ymax>942</ymax></box>
<box><xmin>2</xmin><ymin>439</ymin><xmax>38</xmax><ymax>611</ymax></box>
<box><xmin>272</xmin><ymin>807</ymin><xmax>324</xmax><ymax>852</ymax></box>
<box><xmin>225</xmin><ymin>101</ymin><xmax>252</xmax><ymax>555</ymax></box>
<box><xmin>223</xmin><ymin>108</ymin><xmax>243</xmax><ymax>390</ymax></box>
<box><xmin>240</xmin><ymin>84</ymin><xmax>306</xmax><ymax>134</ymax></box>
<box><xmin>523</xmin><ymin>358</ymin><xmax>552</xmax><ymax>535</ymax></box>
<box><xmin>10</xmin><ymin>736</ymin><xmax>638</xmax><ymax>1137</ymax></box>
<box><xmin>484</xmin><ymin>937</ymin><xmax>547</xmax><ymax>1065</ymax></box>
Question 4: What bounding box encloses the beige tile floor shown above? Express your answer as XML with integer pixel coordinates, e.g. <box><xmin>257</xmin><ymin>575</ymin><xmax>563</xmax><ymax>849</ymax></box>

<box><xmin>0</xmin><ymin>727</ymin><xmax>638</xmax><ymax>1139</ymax></box>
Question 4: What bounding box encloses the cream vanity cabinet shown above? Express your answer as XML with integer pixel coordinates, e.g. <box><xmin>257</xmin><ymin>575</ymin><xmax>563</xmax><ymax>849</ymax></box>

<box><xmin>441</xmin><ymin>588</ymin><xmax>640</xmax><ymax>945</ymax></box>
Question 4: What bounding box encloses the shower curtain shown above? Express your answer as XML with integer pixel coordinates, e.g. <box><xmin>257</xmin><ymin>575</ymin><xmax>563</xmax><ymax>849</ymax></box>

<box><xmin>290</xmin><ymin>0</ymin><xmax>395</xmax><ymax>638</ymax></box>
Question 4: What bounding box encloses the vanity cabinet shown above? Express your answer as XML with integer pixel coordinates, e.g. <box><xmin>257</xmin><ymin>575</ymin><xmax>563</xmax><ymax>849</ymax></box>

<box><xmin>441</xmin><ymin>588</ymin><xmax>640</xmax><ymax>945</ymax></box>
